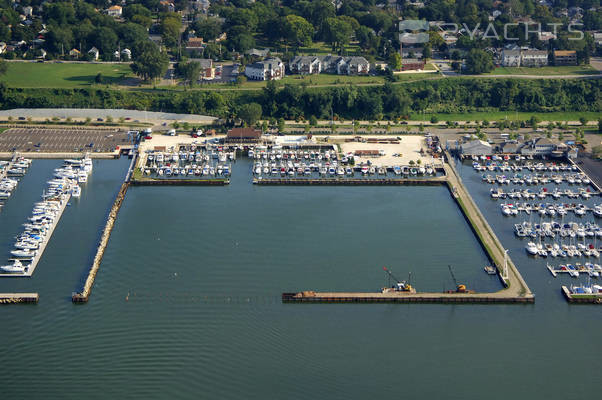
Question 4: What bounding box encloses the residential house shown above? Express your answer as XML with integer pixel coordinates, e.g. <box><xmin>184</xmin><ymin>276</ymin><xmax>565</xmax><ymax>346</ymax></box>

<box><xmin>186</xmin><ymin>37</ymin><xmax>204</xmax><ymax>54</ymax></box>
<box><xmin>106</xmin><ymin>5</ymin><xmax>122</xmax><ymax>17</ymax></box>
<box><xmin>461</xmin><ymin>140</ymin><xmax>493</xmax><ymax>156</ymax></box>
<box><xmin>402</xmin><ymin>58</ymin><xmax>425</xmax><ymax>71</ymax></box>
<box><xmin>0</xmin><ymin>42</ymin><xmax>6</xmax><ymax>54</ymax></box>
<box><xmin>159</xmin><ymin>1</ymin><xmax>175</xmax><ymax>12</ymax></box>
<box><xmin>121</xmin><ymin>48</ymin><xmax>131</xmax><ymax>60</ymax></box>
<box><xmin>23</xmin><ymin>6</ymin><xmax>33</xmax><ymax>16</ymax></box>
<box><xmin>289</xmin><ymin>56</ymin><xmax>321</xmax><ymax>75</ymax></box>
<box><xmin>245</xmin><ymin>48</ymin><xmax>270</xmax><ymax>58</ymax></box>
<box><xmin>244</xmin><ymin>57</ymin><xmax>284</xmax><ymax>81</ymax></box>
<box><xmin>402</xmin><ymin>47</ymin><xmax>423</xmax><ymax>58</ymax></box>
<box><xmin>88</xmin><ymin>46</ymin><xmax>99</xmax><ymax>60</ymax></box>
<box><xmin>553</xmin><ymin>50</ymin><xmax>577</xmax><ymax>65</ymax></box>
<box><xmin>521</xmin><ymin>50</ymin><xmax>548</xmax><ymax>67</ymax></box>
<box><xmin>501</xmin><ymin>49</ymin><xmax>521</xmax><ymax>67</ymax></box>
<box><xmin>594</xmin><ymin>33</ymin><xmax>602</xmax><ymax>46</ymax></box>
<box><xmin>538</xmin><ymin>31</ymin><xmax>556</xmax><ymax>42</ymax></box>
<box><xmin>69</xmin><ymin>48</ymin><xmax>81</xmax><ymax>58</ymax></box>
<box><xmin>337</xmin><ymin>56</ymin><xmax>370</xmax><ymax>75</ymax></box>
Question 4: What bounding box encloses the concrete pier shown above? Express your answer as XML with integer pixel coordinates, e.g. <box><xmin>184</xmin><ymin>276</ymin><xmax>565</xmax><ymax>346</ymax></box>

<box><xmin>253</xmin><ymin>177</ymin><xmax>446</xmax><ymax>185</ymax></box>
<box><xmin>283</xmin><ymin>291</ymin><xmax>534</xmax><ymax>304</ymax></box>
<box><xmin>561</xmin><ymin>286</ymin><xmax>602</xmax><ymax>304</ymax></box>
<box><xmin>0</xmin><ymin>293</ymin><xmax>39</xmax><ymax>304</ymax></box>
<box><xmin>444</xmin><ymin>152</ymin><xmax>532</xmax><ymax>298</ymax></box>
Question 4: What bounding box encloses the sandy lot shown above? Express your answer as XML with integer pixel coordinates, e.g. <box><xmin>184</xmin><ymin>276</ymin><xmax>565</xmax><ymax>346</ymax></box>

<box><xmin>335</xmin><ymin>135</ymin><xmax>441</xmax><ymax>167</ymax></box>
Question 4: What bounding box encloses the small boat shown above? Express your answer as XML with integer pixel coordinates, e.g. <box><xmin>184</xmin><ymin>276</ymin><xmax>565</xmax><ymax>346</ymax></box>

<box><xmin>1</xmin><ymin>259</ymin><xmax>26</xmax><ymax>273</ymax></box>
<box><xmin>484</xmin><ymin>265</ymin><xmax>496</xmax><ymax>275</ymax></box>
<box><xmin>72</xmin><ymin>185</ymin><xmax>81</xmax><ymax>198</ymax></box>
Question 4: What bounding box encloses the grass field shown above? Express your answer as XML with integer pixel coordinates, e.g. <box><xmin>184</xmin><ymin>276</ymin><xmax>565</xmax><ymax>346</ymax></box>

<box><xmin>0</xmin><ymin>62</ymin><xmax>134</xmax><ymax>88</ymax></box>
<box><xmin>486</xmin><ymin>65</ymin><xmax>599</xmax><ymax>75</ymax></box>
<box><xmin>411</xmin><ymin>111</ymin><xmax>602</xmax><ymax>122</ymax></box>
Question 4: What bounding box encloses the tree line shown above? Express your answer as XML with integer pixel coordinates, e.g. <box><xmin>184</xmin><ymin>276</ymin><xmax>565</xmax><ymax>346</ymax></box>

<box><xmin>0</xmin><ymin>78</ymin><xmax>599</xmax><ymax>121</ymax></box>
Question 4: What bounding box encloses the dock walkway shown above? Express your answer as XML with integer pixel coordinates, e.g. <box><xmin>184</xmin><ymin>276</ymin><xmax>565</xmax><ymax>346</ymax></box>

<box><xmin>444</xmin><ymin>152</ymin><xmax>533</xmax><ymax>299</ymax></box>
<box><xmin>283</xmin><ymin>291</ymin><xmax>533</xmax><ymax>304</ymax></box>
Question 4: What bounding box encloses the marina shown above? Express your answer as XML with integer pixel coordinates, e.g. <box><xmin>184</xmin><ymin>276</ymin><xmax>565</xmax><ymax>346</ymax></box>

<box><xmin>1</xmin><ymin>133</ymin><xmax>601</xmax><ymax>398</ymax></box>
<box><xmin>0</xmin><ymin>156</ymin><xmax>92</xmax><ymax>277</ymax></box>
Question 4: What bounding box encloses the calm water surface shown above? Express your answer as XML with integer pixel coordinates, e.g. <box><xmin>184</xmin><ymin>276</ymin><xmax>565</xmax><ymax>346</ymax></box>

<box><xmin>0</xmin><ymin>158</ymin><xmax>600</xmax><ymax>399</ymax></box>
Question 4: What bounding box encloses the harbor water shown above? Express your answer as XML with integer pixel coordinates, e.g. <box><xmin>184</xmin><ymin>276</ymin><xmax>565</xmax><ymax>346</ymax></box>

<box><xmin>0</xmin><ymin>158</ymin><xmax>600</xmax><ymax>399</ymax></box>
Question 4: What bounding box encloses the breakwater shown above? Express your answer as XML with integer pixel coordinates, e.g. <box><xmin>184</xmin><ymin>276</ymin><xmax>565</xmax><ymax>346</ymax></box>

<box><xmin>282</xmin><ymin>291</ymin><xmax>534</xmax><ymax>304</ymax></box>
<box><xmin>72</xmin><ymin>180</ymin><xmax>129</xmax><ymax>303</ymax></box>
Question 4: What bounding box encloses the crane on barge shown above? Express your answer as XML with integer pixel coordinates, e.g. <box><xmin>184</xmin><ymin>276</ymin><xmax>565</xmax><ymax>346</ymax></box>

<box><xmin>382</xmin><ymin>267</ymin><xmax>415</xmax><ymax>293</ymax></box>
<box><xmin>446</xmin><ymin>265</ymin><xmax>474</xmax><ymax>293</ymax></box>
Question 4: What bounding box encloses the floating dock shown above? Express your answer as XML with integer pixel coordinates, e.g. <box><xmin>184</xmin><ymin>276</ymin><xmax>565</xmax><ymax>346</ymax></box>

<box><xmin>561</xmin><ymin>286</ymin><xmax>602</xmax><ymax>304</ymax></box>
<box><xmin>253</xmin><ymin>177</ymin><xmax>446</xmax><ymax>186</ymax></box>
<box><xmin>0</xmin><ymin>293</ymin><xmax>39</xmax><ymax>304</ymax></box>
<box><xmin>0</xmin><ymin>193</ymin><xmax>70</xmax><ymax>277</ymax></box>
<box><xmin>282</xmin><ymin>291</ymin><xmax>534</xmax><ymax>304</ymax></box>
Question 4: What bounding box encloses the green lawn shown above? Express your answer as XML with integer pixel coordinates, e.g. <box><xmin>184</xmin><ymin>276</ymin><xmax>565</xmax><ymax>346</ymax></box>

<box><xmin>486</xmin><ymin>65</ymin><xmax>599</xmax><ymax>76</ymax></box>
<box><xmin>411</xmin><ymin>111</ymin><xmax>602</xmax><ymax>122</ymax></box>
<box><xmin>0</xmin><ymin>62</ymin><xmax>135</xmax><ymax>88</ymax></box>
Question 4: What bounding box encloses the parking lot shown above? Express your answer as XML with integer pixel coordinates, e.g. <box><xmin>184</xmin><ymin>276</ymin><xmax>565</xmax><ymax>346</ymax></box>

<box><xmin>0</xmin><ymin>127</ymin><xmax>131</xmax><ymax>153</ymax></box>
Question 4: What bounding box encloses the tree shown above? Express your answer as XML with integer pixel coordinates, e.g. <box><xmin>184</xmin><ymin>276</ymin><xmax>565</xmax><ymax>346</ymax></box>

<box><xmin>284</xmin><ymin>15</ymin><xmax>314</xmax><ymax>47</ymax></box>
<box><xmin>130</xmin><ymin>46</ymin><xmax>169</xmax><ymax>81</ymax></box>
<box><xmin>598</xmin><ymin>119</ymin><xmax>602</xmax><ymax>133</ymax></box>
<box><xmin>161</xmin><ymin>14</ymin><xmax>182</xmax><ymax>48</ymax></box>
<box><xmin>238</xmin><ymin>103</ymin><xmax>262</xmax><ymax>126</ymax></box>
<box><xmin>579</xmin><ymin>117</ymin><xmax>588</xmax><ymax>126</ymax></box>
<box><xmin>464</xmin><ymin>49</ymin><xmax>494</xmax><ymax>74</ymax></box>
<box><xmin>95</xmin><ymin>73</ymin><xmax>103</xmax><ymax>83</ymax></box>
<box><xmin>176</xmin><ymin>61</ymin><xmax>201</xmax><ymax>86</ymax></box>
<box><xmin>123</xmin><ymin>4</ymin><xmax>151</xmax><ymax>20</ymax></box>
<box><xmin>529</xmin><ymin>115</ymin><xmax>540</xmax><ymax>128</ymax></box>
<box><xmin>192</xmin><ymin>18</ymin><xmax>222</xmax><ymax>42</ymax></box>
<box><xmin>324</xmin><ymin>17</ymin><xmax>353</xmax><ymax>54</ymax></box>
<box><xmin>278</xmin><ymin>117</ymin><xmax>285</xmax><ymax>133</ymax></box>
<box><xmin>430</xmin><ymin>116</ymin><xmax>438</xmax><ymax>123</ymax></box>
<box><xmin>388</xmin><ymin>52</ymin><xmax>402</xmax><ymax>71</ymax></box>
<box><xmin>0</xmin><ymin>59</ymin><xmax>7</xmax><ymax>76</ymax></box>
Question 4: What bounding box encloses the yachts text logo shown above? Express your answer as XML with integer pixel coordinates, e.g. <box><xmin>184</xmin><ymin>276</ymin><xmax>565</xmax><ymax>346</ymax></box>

<box><xmin>399</xmin><ymin>20</ymin><xmax>430</xmax><ymax>44</ymax></box>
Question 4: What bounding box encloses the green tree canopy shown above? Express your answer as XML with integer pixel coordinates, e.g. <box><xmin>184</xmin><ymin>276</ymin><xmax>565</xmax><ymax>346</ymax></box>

<box><xmin>238</xmin><ymin>103</ymin><xmax>263</xmax><ymax>126</ymax></box>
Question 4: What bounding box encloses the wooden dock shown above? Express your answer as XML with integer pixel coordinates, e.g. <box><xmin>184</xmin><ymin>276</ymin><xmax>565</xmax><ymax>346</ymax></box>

<box><xmin>253</xmin><ymin>177</ymin><xmax>446</xmax><ymax>186</ymax></box>
<box><xmin>0</xmin><ymin>293</ymin><xmax>39</xmax><ymax>304</ymax></box>
<box><xmin>282</xmin><ymin>291</ymin><xmax>534</xmax><ymax>304</ymax></box>
<box><xmin>561</xmin><ymin>286</ymin><xmax>602</xmax><ymax>304</ymax></box>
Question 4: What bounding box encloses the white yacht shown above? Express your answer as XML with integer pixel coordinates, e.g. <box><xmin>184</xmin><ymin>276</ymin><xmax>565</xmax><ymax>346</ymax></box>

<box><xmin>0</xmin><ymin>260</ymin><xmax>26</xmax><ymax>273</ymax></box>
<box><xmin>72</xmin><ymin>185</ymin><xmax>81</xmax><ymax>198</ymax></box>
<box><xmin>526</xmin><ymin>242</ymin><xmax>539</xmax><ymax>255</ymax></box>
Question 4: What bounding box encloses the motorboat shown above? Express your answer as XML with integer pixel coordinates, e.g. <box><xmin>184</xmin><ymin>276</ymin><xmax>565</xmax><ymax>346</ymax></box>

<box><xmin>0</xmin><ymin>260</ymin><xmax>26</xmax><ymax>273</ymax></box>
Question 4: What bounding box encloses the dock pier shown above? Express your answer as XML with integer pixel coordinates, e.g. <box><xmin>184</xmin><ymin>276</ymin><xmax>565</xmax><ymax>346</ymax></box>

<box><xmin>0</xmin><ymin>293</ymin><xmax>39</xmax><ymax>304</ymax></box>
<box><xmin>561</xmin><ymin>286</ymin><xmax>602</xmax><ymax>304</ymax></box>
<box><xmin>253</xmin><ymin>177</ymin><xmax>446</xmax><ymax>185</ymax></box>
<box><xmin>282</xmin><ymin>291</ymin><xmax>534</xmax><ymax>304</ymax></box>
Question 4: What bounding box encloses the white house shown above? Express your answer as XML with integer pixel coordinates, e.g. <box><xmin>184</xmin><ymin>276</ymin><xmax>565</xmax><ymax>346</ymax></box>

<box><xmin>121</xmin><ymin>48</ymin><xmax>131</xmax><ymax>60</ymax></box>
<box><xmin>106</xmin><ymin>5</ymin><xmax>122</xmax><ymax>17</ymax></box>
<box><xmin>520</xmin><ymin>50</ymin><xmax>548</xmax><ymax>67</ymax></box>
<box><xmin>501</xmin><ymin>50</ymin><xmax>521</xmax><ymax>67</ymax></box>
<box><xmin>244</xmin><ymin>58</ymin><xmax>284</xmax><ymax>81</ymax></box>
<box><xmin>88</xmin><ymin>46</ymin><xmax>99</xmax><ymax>60</ymax></box>
<box><xmin>289</xmin><ymin>56</ymin><xmax>321</xmax><ymax>74</ymax></box>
